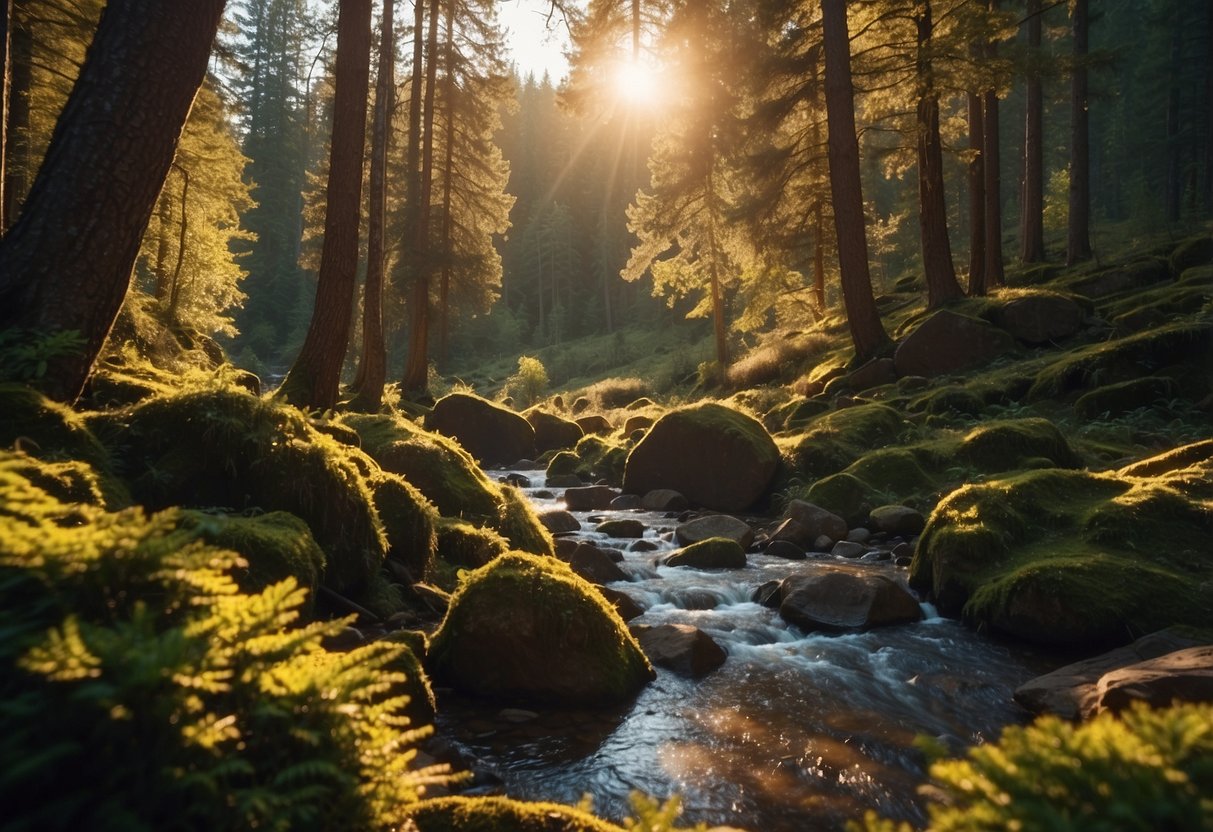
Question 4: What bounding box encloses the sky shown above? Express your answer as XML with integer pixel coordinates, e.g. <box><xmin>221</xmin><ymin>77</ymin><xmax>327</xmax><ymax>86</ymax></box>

<box><xmin>497</xmin><ymin>0</ymin><xmax>572</xmax><ymax>83</ymax></box>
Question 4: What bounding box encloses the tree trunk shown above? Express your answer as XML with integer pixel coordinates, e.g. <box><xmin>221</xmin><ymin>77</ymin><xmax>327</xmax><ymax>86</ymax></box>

<box><xmin>402</xmin><ymin>0</ymin><xmax>440</xmax><ymax>395</ymax></box>
<box><xmin>1066</xmin><ymin>0</ymin><xmax>1091</xmax><ymax>265</ymax></box>
<box><xmin>152</xmin><ymin>194</ymin><xmax>173</xmax><ymax>300</ymax></box>
<box><xmin>349</xmin><ymin>0</ymin><xmax>394</xmax><ymax>412</ymax></box>
<box><xmin>0</xmin><ymin>0</ymin><xmax>225</xmax><ymax>403</ymax></box>
<box><xmin>982</xmin><ymin>6</ymin><xmax>1005</xmax><ymax>289</ymax></box>
<box><xmin>436</xmin><ymin>0</ymin><xmax>454</xmax><ymax>367</ymax></box>
<box><xmin>1</xmin><ymin>0</ymin><xmax>27</xmax><ymax>229</ymax></box>
<box><xmin>821</xmin><ymin>0</ymin><xmax>889</xmax><ymax>363</ymax></box>
<box><xmin>278</xmin><ymin>0</ymin><xmax>372</xmax><ymax>410</ymax></box>
<box><xmin>810</xmin><ymin>53</ymin><xmax>826</xmax><ymax>311</ymax></box>
<box><xmin>165</xmin><ymin>163</ymin><xmax>189</xmax><ymax>324</ymax></box>
<box><xmin>1</xmin><ymin>0</ymin><xmax>10</xmax><ymax>232</ymax></box>
<box><xmin>1165</xmin><ymin>23</ymin><xmax>1182</xmax><ymax>223</ymax></box>
<box><xmin>915</xmin><ymin>0</ymin><xmax>963</xmax><ymax>308</ymax></box>
<box><xmin>1020</xmin><ymin>0</ymin><xmax>1045</xmax><ymax>263</ymax></box>
<box><xmin>967</xmin><ymin>88</ymin><xmax>986</xmax><ymax>295</ymax></box>
<box><xmin>705</xmin><ymin>177</ymin><xmax>728</xmax><ymax>374</ymax></box>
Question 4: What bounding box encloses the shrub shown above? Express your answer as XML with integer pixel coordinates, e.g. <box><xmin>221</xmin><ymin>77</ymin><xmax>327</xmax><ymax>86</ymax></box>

<box><xmin>583</xmin><ymin>377</ymin><xmax>652</xmax><ymax>410</ymax></box>
<box><xmin>725</xmin><ymin>333</ymin><xmax>831</xmax><ymax>389</ymax></box>
<box><xmin>507</xmin><ymin>356</ymin><xmax>549</xmax><ymax>409</ymax></box>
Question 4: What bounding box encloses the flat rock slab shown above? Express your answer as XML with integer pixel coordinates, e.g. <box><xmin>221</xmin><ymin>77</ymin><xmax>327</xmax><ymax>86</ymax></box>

<box><xmin>779</xmin><ymin>570</ymin><xmax>922</xmax><ymax>632</ymax></box>
<box><xmin>675</xmin><ymin>514</ymin><xmax>755</xmax><ymax>548</ymax></box>
<box><xmin>1095</xmin><ymin>646</ymin><xmax>1213</xmax><ymax>715</ymax></box>
<box><xmin>632</xmin><ymin>623</ymin><xmax>727</xmax><ymax>678</ymax></box>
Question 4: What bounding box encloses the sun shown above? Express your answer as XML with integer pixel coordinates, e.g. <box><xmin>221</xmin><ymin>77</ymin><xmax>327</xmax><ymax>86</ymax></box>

<box><xmin>612</xmin><ymin>59</ymin><xmax>663</xmax><ymax>109</ymax></box>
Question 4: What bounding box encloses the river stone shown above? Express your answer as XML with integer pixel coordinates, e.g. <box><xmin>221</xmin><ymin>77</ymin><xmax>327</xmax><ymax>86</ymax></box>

<box><xmin>631</xmin><ymin>623</ymin><xmax>727</xmax><ymax>678</ymax></box>
<box><xmin>598</xmin><ymin>585</ymin><xmax>645</xmax><ymax>621</ymax></box>
<box><xmin>892</xmin><ymin>309</ymin><xmax>1015</xmax><ymax>378</ymax></box>
<box><xmin>1014</xmin><ymin>628</ymin><xmax>1209</xmax><ymax>719</ymax></box>
<box><xmin>813</xmin><ymin>534</ymin><xmax>836</xmax><ymax>552</ymax></box>
<box><xmin>992</xmin><ymin>294</ymin><xmax>1086</xmax><ymax>345</ymax></box>
<box><xmin>553</xmin><ymin>537</ymin><xmax>579</xmax><ymax>559</ymax></box>
<box><xmin>546</xmin><ymin>473</ymin><xmax>584</xmax><ymax>489</ymax></box>
<box><xmin>610</xmin><ymin>494</ymin><xmax>643</xmax><ymax>510</ymax></box>
<box><xmin>569</xmin><ymin>543</ymin><xmax>629</xmax><ymax>585</ymax></box>
<box><xmin>538</xmin><ymin>509</ymin><xmax>581</xmax><ymax>535</ymax></box>
<box><xmin>770</xmin><ymin>517</ymin><xmax>813</xmax><ymax>548</ymax></box>
<box><xmin>675</xmin><ymin>514</ymin><xmax>755</xmax><ymax>549</ymax></box>
<box><xmin>786</xmin><ymin>500</ymin><xmax>848</xmax><ymax>543</ymax></box>
<box><xmin>831</xmin><ymin>540</ymin><xmax>866</xmax><ymax>559</ymax></box>
<box><xmin>426</xmin><ymin>392</ymin><xmax>536</xmax><ymax>465</ymax></box>
<box><xmin>564</xmin><ymin>485</ymin><xmax>619</xmax><ymax>510</ymax></box>
<box><xmin>629</xmin><ymin>539</ymin><xmax>660</xmax><ymax>553</ymax></box>
<box><xmin>575</xmin><ymin>414</ymin><xmax>613</xmax><ymax>435</ymax></box>
<box><xmin>624</xmin><ymin>415</ymin><xmax>655</xmax><ymax>434</ymax></box>
<box><xmin>845</xmin><ymin>527</ymin><xmax>871</xmax><ymax>544</ymax></box>
<box><xmin>753</xmin><ymin>580</ymin><xmax>782</xmax><ymax>608</ymax></box>
<box><xmin>664</xmin><ymin>537</ymin><xmax>747</xmax><ymax>570</ymax></box>
<box><xmin>641</xmin><ymin>489</ymin><xmax>689</xmax><ymax>512</ymax></box>
<box><xmin>524</xmin><ymin>407</ymin><xmax>584</xmax><ymax>454</ymax></box>
<box><xmin>765</xmin><ymin>540</ymin><xmax>807</xmax><ymax>560</ymax></box>
<box><xmin>869</xmin><ymin>505</ymin><xmax>926</xmax><ymax>537</ymax></box>
<box><xmin>622</xmin><ymin>402</ymin><xmax>779</xmax><ymax>512</ymax></box>
<box><xmin>597</xmin><ymin>518</ymin><xmax>646</xmax><ymax>538</ymax></box>
<box><xmin>778</xmin><ymin>571</ymin><xmax>923</xmax><ymax>632</ymax></box>
<box><xmin>1094</xmin><ymin>646</ymin><xmax>1213</xmax><ymax>714</ymax></box>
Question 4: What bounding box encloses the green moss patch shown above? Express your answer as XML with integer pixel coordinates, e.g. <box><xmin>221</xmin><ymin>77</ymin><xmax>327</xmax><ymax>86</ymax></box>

<box><xmin>368</xmin><ymin>471</ymin><xmax>438</xmax><ymax>581</ymax></box>
<box><xmin>959</xmin><ymin>418</ymin><xmax>1081</xmax><ymax>473</ymax></box>
<box><xmin>408</xmin><ymin>796</ymin><xmax>625</xmax><ymax>832</ymax></box>
<box><xmin>779</xmin><ymin>403</ymin><xmax>911</xmax><ymax>480</ymax></box>
<box><xmin>429</xmin><ymin>552</ymin><xmax>653</xmax><ymax>705</ymax></box>
<box><xmin>1074</xmin><ymin>377</ymin><xmax>1179</xmax><ymax>420</ymax></box>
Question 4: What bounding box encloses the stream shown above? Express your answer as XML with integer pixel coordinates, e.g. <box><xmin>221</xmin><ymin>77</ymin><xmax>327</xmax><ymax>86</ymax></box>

<box><xmin>434</xmin><ymin>470</ymin><xmax>1058</xmax><ymax>830</ymax></box>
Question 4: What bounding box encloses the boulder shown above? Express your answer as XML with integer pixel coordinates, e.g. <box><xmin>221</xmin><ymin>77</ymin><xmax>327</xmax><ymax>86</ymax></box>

<box><xmin>1094</xmin><ymin>646</ymin><xmax>1213</xmax><ymax>714</ymax></box>
<box><xmin>785</xmin><ymin>500</ymin><xmax>848</xmax><ymax>542</ymax></box>
<box><xmin>623</xmin><ymin>415</ymin><xmax>654</xmax><ymax>434</ymax></box>
<box><xmin>598</xmin><ymin>585</ymin><xmax>645</xmax><ymax>621</ymax></box>
<box><xmin>428</xmin><ymin>553</ymin><xmax>654</xmax><ymax>705</ymax></box>
<box><xmin>893</xmin><ymin>309</ymin><xmax>1015</xmax><ymax>377</ymax></box>
<box><xmin>622</xmin><ymin>402</ymin><xmax>779</xmax><ymax>512</ymax></box>
<box><xmin>778</xmin><ymin>571</ymin><xmax>923</xmax><ymax>632</ymax></box>
<box><xmin>845</xmin><ymin>527</ymin><xmax>871</xmax><ymax>544</ymax></box>
<box><xmin>752</xmin><ymin>580</ymin><xmax>782</xmax><ymax>607</ymax></box>
<box><xmin>769</xmin><ymin>517</ymin><xmax>813</xmax><ymax>548</ymax></box>
<box><xmin>610</xmin><ymin>494</ymin><xmax>643</xmax><ymax>510</ymax></box>
<box><xmin>569</xmin><ymin>543</ymin><xmax>629</xmax><ymax>585</ymax></box>
<box><xmin>664</xmin><ymin>537</ymin><xmax>747</xmax><ymax>570</ymax></box>
<box><xmin>524</xmin><ymin>408</ymin><xmax>584</xmax><ymax>454</ymax></box>
<box><xmin>575</xmin><ymin>414</ymin><xmax>613</xmax><ymax>435</ymax></box>
<box><xmin>1068</xmin><ymin>258</ymin><xmax>1169</xmax><ymax>298</ymax></box>
<box><xmin>831</xmin><ymin>540</ymin><xmax>866</xmax><ymax>559</ymax></box>
<box><xmin>641</xmin><ymin>489</ymin><xmax>688</xmax><ymax>512</ymax></box>
<box><xmin>538</xmin><ymin>509</ymin><xmax>581</xmax><ymax>534</ymax></box>
<box><xmin>426</xmin><ymin>392</ymin><xmax>536</xmax><ymax>466</ymax></box>
<box><xmin>564</xmin><ymin>485</ymin><xmax>619</xmax><ymax>511</ymax></box>
<box><xmin>992</xmin><ymin>293</ymin><xmax>1086</xmax><ymax>345</ymax></box>
<box><xmin>632</xmin><ymin>623</ymin><xmax>727</xmax><ymax>678</ymax></box>
<box><xmin>596</xmin><ymin>518</ymin><xmax>646</xmax><ymax>538</ymax></box>
<box><xmin>868</xmin><ymin>505</ymin><xmax>926</xmax><ymax>537</ymax></box>
<box><xmin>674</xmin><ymin>514</ymin><xmax>755</xmax><ymax>549</ymax></box>
<box><xmin>845</xmin><ymin>358</ymin><xmax>898</xmax><ymax>391</ymax></box>
<box><xmin>764</xmin><ymin>540</ymin><xmax>807</xmax><ymax>560</ymax></box>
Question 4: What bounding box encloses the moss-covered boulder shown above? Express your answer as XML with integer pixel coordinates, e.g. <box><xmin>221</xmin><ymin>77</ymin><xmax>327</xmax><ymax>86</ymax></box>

<box><xmin>428</xmin><ymin>553</ymin><xmax>654</xmax><ymax>705</ymax></box>
<box><xmin>910</xmin><ymin>443</ymin><xmax>1213</xmax><ymax>649</ymax></box>
<box><xmin>408</xmin><ymin>796</ymin><xmax>625</xmax><ymax>832</ymax></box>
<box><xmin>381</xmin><ymin>631</ymin><xmax>437</xmax><ymax>727</ymax></box>
<box><xmin>804</xmin><ymin>472</ymin><xmax>876</xmax><ymax>529</ymax></box>
<box><xmin>959</xmin><ymin>418</ymin><xmax>1081</xmax><ymax>473</ymax></box>
<box><xmin>367</xmin><ymin>471</ymin><xmax>438</xmax><ymax>581</ymax></box>
<box><xmin>1168</xmin><ymin>233</ymin><xmax>1213</xmax><ymax>275</ymax></box>
<box><xmin>780</xmin><ymin>403</ymin><xmax>909</xmax><ymax>480</ymax></box>
<box><xmin>550</xmin><ymin>433</ymin><xmax>629</xmax><ymax>486</ymax></box>
<box><xmin>989</xmin><ymin>292</ymin><xmax>1087</xmax><ymax>346</ymax></box>
<box><xmin>524</xmin><ymin>407</ymin><xmax>584</xmax><ymax>454</ymax></box>
<box><xmin>892</xmin><ymin>309</ymin><xmax>1015</xmax><ymax>377</ymax></box>
<box><xmin>426</xmin><ymin>392</ymin><xmax>535</xmax><ymax>465</ymax></box>
<box><xmin>1074</xmin><ymin>377</ymin><xmax>1178</xmax><ymax>420</ymax></box>
<box><xmin>623</xmin><ymin>402</ymin><xmax>779</xmax><ymax>512</ymax></box>
<box><xmin>664</xmin><ymin>537</ymin><xmax>747</xmax><ymax>569</ymax></box>
<box><xmin>91</xmin><ymin>387</ymin><xmax>387</xmax><ymax>597</ymax></box>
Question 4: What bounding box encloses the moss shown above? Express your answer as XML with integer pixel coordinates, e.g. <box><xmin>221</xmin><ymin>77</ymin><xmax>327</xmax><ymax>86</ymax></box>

<box><xmin>436</xmin><ymin>518</ymin><xmax>510</xmax><ymax>571</ymax></box>
<box><xmin>428</xmin><ymin>552</ymin><xmax>653</xmax><ymax>705</ymax></box>
<box><xmin>83</xmin><ymin>362</ymin><xmax>175</xmax><ymax>408</ymax></box>
<box><xmin>1102</xmin><ymin>266</ymin><xmax>1211</xmax><ymax>332</ymax></box>
<box><xmin>362</xmin><ymin>570</ymin><xmax>407</xmax><ymax>619</ymax></box>
<box><xmin>566</xmin><ymin>433</ymin><xmax>628</xmax><ymax>485</ymax></box>
<box><xmin>665</xmin><ymin>536</ymin><xmax>747</xmax><ymax>568</ymax></box>
<box><xmin>380</xmin><ymin>632</ymin><xmax>437</xmax><ymax>726</ymax></box>
<box><xmin>920</xmin><ymin>387</ymin><xmax>985</xmax><ymax>417</ymax></box>
<box><xmin>804</xmin><ymin>473</ymin><xmax>875</xmax><ymax>529</ymax></box>
<box><xmin>959</xmin><ymin>418</ymin><xmax>1081</xmax><ymax>472</ymax></box>
<box><xmin>496</xmin><ymin>485</ymin><xmax>555</xmax><ymax>556</ymax></box>
<box><xmin>408</xmin><ymin>796</ymin><xmax>625</xmax><ymax>832</ymax></box>
<box><xmin>369</xmin><ymin>472</ymin><xmax>438</xmax><ymax>581</ymax></box>
<box><xmin>780</xmin><ymin>403</ymin><xmax>911</xmax><ymax>479</ymax></box>
<box><xmin>545</xmin><ymin>450</ymin><xmax>580</xmax><ymax>478</ymax></box>
<box><xmin>1168</xmin><ymin>233</ymin><xmax>1213</xmax><ymax>274</ymax></box>
<box><xmin>1073</xmin><ymin>376</ymin><xmax>1178</xmax><ymax>420</ymax></box>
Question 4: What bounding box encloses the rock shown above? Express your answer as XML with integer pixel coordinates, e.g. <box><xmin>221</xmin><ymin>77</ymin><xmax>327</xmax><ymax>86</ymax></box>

<box><xmin>570</xmin><ymin>396</ymin><xmax>591</xmax><ymax>415</ymax></box>
<box><xmin>524</xmin><ymin>408</ymin><xmax>584</xmax><ymax>454</ymax></box>
<box><xmin>574</xmin><ymin>414</ymin><xmax>613</xmax><ymax>435</ymax></box>
<box><xmin>598</xmin><ymin>585</ymin><xmax>646</xmax><ymax>621</ymax></box>
<box><xmin>1074</xmin><ymin>377</ymin><xmax>1177</xmax><ymax>421</ymax></box>
<box><xmin>753</xmin><ymin>580</ymin><xmax>782</xmax><ymax>607</ymax></box>
<box><xmin>624</xmin><ymin>415</ymin><xmax>655</xmax><ymax>434</ymax></box>
<box><xmin>1068</xmin><ymin>258</ymin><xmax>1169</xmax><ymax>298</ymax></box>
<box><xmin>553</xmin><ymin>537</ymin><xmax>579</xmax><ymax>559</ymax></box>
<box><xmin>869</xmin><ymin>505</ymin><xmax>926</xmax><ymax>537</ymax></box>
<box><xmin>813</xmin><ymin>534</ymin><xmax>835</xmax><ymax>552</ymax></box>
<box><xmin>785</xmin><ymin>500</ymin><xmax>848</xmax><ymax>542</ymax></box>
<box><xmin>765</xmin><ymin>540</ymin><xmax>807</xmax><ymax>560</ymax></box>
<box><xmin>1169</xmin><ymin>234</ymin><xmax>1213</xmax><ymax>274</ymax></box>
<box><xmin>622</xmin><ymin>402</ymin><xmax>780</xmax><ymax>512</ymax></box>
<box><xmin>831</xmin><ymin>540</ymin><xmax>866</xmax><ymax>559</ymax></box>
<box><xmin>1094</xmin><ymin>646</ymin><xmax>1213</xmax><ymax>714</ymax></box>
<box><xmin>891</xmin><ymin>541</ymin><xmax>914</xmax><ymax>560</ymax></box>
<box><xmin>610</xmin><ymin>494</ymin><xmax>643</xmax><ymax>510</ymax></box>
<box><xmin>893</xmin><ymin>309</ymin><xmax>1015</xmax><ymax>378</ymax></box>
<box><xmin>538</xmin><ymin>509</ymin><xmax>581</xmax><ymax>534</ymax></box>
<box><xmin>629</xmin><ymin>539</ymin><xmax>660</xmax><ymax>552</ymax></box>
<box><xmin>564</xmin><ymin>485</ymin><xmax>619</xmax><ymax>510</ymax></box>
<box><xmin>596</xmin><ymin>518</ymin><xmax>646</xmax><ymax>538</ymax></box>
<box><xmin>664</xmin><ymin>537</ymin><xmax>747</xmax><ymax>569</ymax></box>
<box><xmin>779</xmin><ymin>570</ymin><xmax>923</xmax><ymax>632</ymax></box>
<box><xmin>675</xmin><ymin>514</ymin><xmax>755</xmax><ymax>548</ymax></box>
<box><xmin>845</xmin><ymin>527</ymin><xmax>871</xmax><ymax>544</ymax></box>
<box><xmin>426</xmin><ymin>392</ymin><xmax>536</xmax><ymax>466</ymax></box>
<box><xmin>846</xmin><ymin>357</ymin><xmax>898</xmax><ymax>391</ymax></box>
<box><xmin>569</xmin><ymin>543</ymin><xmax>629</xmax><ymax>584</ymax></box>
<box><xmin>1014</xmin><ymin>629</ymin><xmax>1209</xmax><ymax>719</ymax></box>
<box><xmin>428</xmin><ymin>553</ymin><xmax>654</xmax><ymax>705</ymax></box>
<box><xmin>500</xmin><ymin>473</ymin><xmax>531</xmax><ymax>488</ymax></box>
<box><xmin>632</xmin><ymin>623</ymin><xmax>727</xmax><ymax>678</ymax></box>
<box><xmin>769</xmin><ymin>517</ymin><xmax>813</xmax><ymax>548</ymax></box>
<box><xmin>992</xmin><ymin>293</ymin><xmax>1086</xmax><ymax>345</ymax></box>
<box><xmin>546</xmin><ymin>473</ymin><xmax>584</xmax><ymax>489</ymax></box>
<box><xmin>641</xmin><ymin>489</ymin><xmax>689</xmax><ymax>512</ymax></box>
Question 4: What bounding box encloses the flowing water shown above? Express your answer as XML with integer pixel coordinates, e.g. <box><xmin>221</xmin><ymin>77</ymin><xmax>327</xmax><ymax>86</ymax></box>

<box><xmin>435</xmin><ymin>471</ymin><xmax>1057</xmax><ymax>830</ymax></box>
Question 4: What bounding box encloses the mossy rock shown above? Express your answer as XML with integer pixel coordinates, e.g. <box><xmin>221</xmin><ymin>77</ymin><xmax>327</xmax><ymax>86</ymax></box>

<box><xmin>524</xmin><ymin>407</ymin><xmax>583</xmax><ymax>454</ymax></box>
<box><xmin>911</xmin><ymin>448</ymin><xmax>1213</xmax><ymax>649</ymax></box>
<box><xmin>428</xmin><ymin>552</ymin><xmax>654</xmax><ymax>705</ymax></box>
<box><xmin>805</xmin><ymin>473</ymin><xmax>876</xmax><ymax>529</ymax></box>
<box><xmin>436</xmin><ymin>517</ymin><xmax>510</xmax><ymax>571</ymax></box>
<box><xmin>176</xmin><ymin>510</ymin><xmax>326</xmax><ymax>611</ymax></box>
<box><xmin>559</xmin><ymin>433</ymin><xmax>628</xmax><ymax>486</ymax></box>
<box><xmin>495</xmin><ymin>486</ymin><xmax>554</xmax><ymax>557</ymax></box>
<box><xmin>959</xmin><ymin>418</ymin><xmax>1081</xmax><ymax>473</ymax></box>
<box><xmin>1168</xmin><ymin>233</ymin><xmax>1213</xmax><ymax>275</ymax></box>
<box><xmin>368</xmin><ymin>471</ymin><xmax>438</xmax><ymax>581</ymax></box>
<box><xmin>408</xmin><ymin>796</ymin><xmax>624</xmax><ymax>832</ymax></box>
<box><xmin>781</xmin><ymin>403</ymin><xmax>910</xmax><ymax>480</ymax></box>
<box><xmin>1074</xmin><ymin>377</ymin><xmax>1179</xmax><ymax>420</ymax></box>
<box><xmin>545</xmin><ymin>450</ymin><xmax>580</xmax><ymax>479</ymax></box>
<box><xmin>1103</xmin><ymin>266</ymin><xmax>1212</xmax><ymax>333</ymax></box>
<box><xmin>82</xmin><ymin>362</ymin><xmax>175</xmax><ymax>409</ymax></box>
<box><xmin>426</xmin><ymin>392</ymin><xmax>536</xmax><ymax>465</ymax></box>
<box><xmin>920</xmin><ymin>387</ymin><xmax>986</xmax><ymax>417</ymax></box>
<box><xmin>664</xmin><ymin>536</ymin><xmax>746</xmax><ymax>569</ymax></box>
<box><xmin>92</xmin><ymin>387</ymin><xmax>385</xmax><ymax>596</ymax></box>
<box><xmin>380</xmin><ymin>631</ymin><xmax>438</xmax><ymax>727</ymax></box>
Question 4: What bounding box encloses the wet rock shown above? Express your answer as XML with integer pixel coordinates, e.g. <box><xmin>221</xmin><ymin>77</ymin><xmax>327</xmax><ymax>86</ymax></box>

<box><xmin>564</xmin><ymin>485</ymin><xmax>619</xmax><ymax>510</ymax></box>
<box><xmin>610</xmin><ymin>494</ymin><xmax>643</xmax><ymax>510</ymax></box>
<box><xmin>553</xmin><ymin>537</ymin><xmax>580</xmax><ymax>559</ymax></box>
<box><xmin>664</xmin><ymin>537</ymin><xmax>747</xmax><ymax>569</ymax></box>
<box><xmin>675</xmin><ymin>514</ymin><xmax>755</xmax><ymax>548</ymax></box>
<box><xmin>598</xmin><ymin>585</ymin><xmax>645</xmax><ymax>621</ymax></box>
<box><xmin>1094</xmin><ymin>646</ymin><xmax>1213</xmax><ymax>714</ymax></box>
<box><xmin>770</xmin><ymin>517</ymin><xmax>813</xmax><ymax>548</ymax></box>
<box><xmin>845</xmin><ymin>527</ymin><xmax>871</xmax><ymax>544</ymax></box>
<box><xmin>629</xmin><ymin>539</ymin><xmax>660</xmax><ymax>553</ymax></box>
<box><xmin>831</xmin><ymin>540</ymin><xmax>866</xmax><ymax>559</ymax></box>
<box><xmin>501</xmin><ymin>473</ymin><xmax>532</xmax><ymax>488</ymax></box>
<box><xmin>497</xmin><ymin>708</ymin><xmax>540</xmax><ymax>723</ymax></box>
<box><xmin>893</xmin><ymin>309</ymin><xmax>1015</xmax><ymax>378</ymax></box>
<box><xmin>869</xmin><ymin>505</ymin><xmax>926</xmax><ymax>537</ymax></box>
<box><xmin>813</xmin><ymin>534</ymin><xmax>836</xmax><ymax>552</ymax></box>
<box><xmin>546</xmin><ymin>473</ymin><xmax>583</xmax><ymax>489</ymax></box>
<box><xmin>569</xmin><ymin>543</ymin><xmax>629</xmax><ymax>584</ymax></box>
<box><xmin>596</xmin><ymin>518</ymin><xmax>646</xmax><ymax>538</ymax></box>
<box><xmin>765</xmin><ymin>540</ymin><xmax>807</xmax><ymax>560</ymax></box>
<box><xmin>894</xmin><ymin>556</ymin><xmax>913</xmax><ymax>567</ymax></box>
<box><xmin>622</xmin><ymin>402</ymin><xmax>780</xmax><ymax>512</ymax></box>
<box><xmin>992</xmin><ymin>293</ymin><xmax>1086</xmax><ymax>345</ymax></box>
<box><xmin>753</xmin><ymin>580</ymin><xmax>782</xmax><ymax>608</ymax></box>
<box><xmin>524</xmin><ymin>408</ymin><xmax>584</xmax><ymax>454</ymax></box>
<box><xmin>779</xmin><ymin>571</ymin><xmax>923</xmax><ymax>632</ymax></box>
<box><xmin>891</xmin><ymin>541</ymin><xmax>914</xmax><ymax>560</ymax></box>
<box><xmin>786</xmin><ymin>500</ymin><xmax>848</xmax><ymax>542</ymax></box>
<box><xmin>538</xmin><ymin>509</ymin><xmax>581</xmax><ymax>535</ymax></box>
<box><xmin>632</xmin><ymin>623</ymin><xmax>728</xmax><ymax>678</ymax></box>
<box><xmin>861</xmin><ymin>550</ymin><xmax>891</xmax><ymax>562</ymax></box>
<box><xmin>641</xmin><ymin>489</ymin><xmax>689</xmax><ymax>512</ymax></box>
<box><xmin>426</xmin><ymin>392</ymin><xmax>536</xmax><ymax>465</ymax></box>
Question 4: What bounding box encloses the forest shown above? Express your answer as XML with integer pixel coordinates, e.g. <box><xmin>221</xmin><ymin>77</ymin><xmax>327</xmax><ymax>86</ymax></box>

<box><xmin>0</xmin><ymin>0</ymin><xmax>1211</xmax><ymax>829</ymax></box>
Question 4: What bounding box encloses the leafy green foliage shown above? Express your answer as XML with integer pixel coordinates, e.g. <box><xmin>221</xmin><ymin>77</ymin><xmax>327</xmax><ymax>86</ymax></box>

<box><xmin>0</xmin><ymin>453</ymin><xmax>449</xmax><ymax>830</ymax></box>
<box><xmin>507</xmin><ymin>356</ymin><xmax>550</xmax><ymax>409</ymax></box>
<box><xmin>0</xmin><ymin>329</ymin><xmax>86</xmax><ymax>383</ymax></box>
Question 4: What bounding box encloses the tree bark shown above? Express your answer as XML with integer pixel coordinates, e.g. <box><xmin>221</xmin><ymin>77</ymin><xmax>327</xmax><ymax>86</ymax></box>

<box><xmin>0</xmin><ymin>0</ymin><xmax>225</xmax><ymax>403</ymax></box>
<box><xmin>1164</xmin><ymin>23</ymin><xmax>1182</xmax><ymax>223</ymax></box>
<box><xmin>278</xmin><ymin>0</ymin><xmax>372</xmax><ymax>410</ymax></box>
<box><xmin>967</xmin><ymin>88</ymin><xmax>986</xmax><ymax>295</ymax></box>
<box><xmin>982</xmin><ymin>4</ymin><xmax>1005</xmax><ymax>289</ymax></box>
<box><xmin>1066</xmin><ymin>0</ymin><xmax>1091</xmax><ymax>265</ymax></box>
<box><xmin>1</xmin><ymin>0</ymin><xmax>27</xmax><ymax>229</ymax></box>
<box><xmin>165</xmin><ymin>162</ymin><xmax>189</xmax><ymax>324</ymax></box>
<box><xmin>349</xmin><ymin>0</ymin><xmax>394</xmax><ymax>412</ymax></box>
<box><xmin>1</xmin><ymin>0</ymin><xmax>10</xmax><ymax>232</ymax></box>
<box><xmin>915</xmin><ymin>0</ymin><xmax>963</xmax><ymax>308</ymax></box>
<box><xmin>436</xmin><ymin>0</ymin><xmax>454</xmax><ymax>368</ymax></box>
<box><xmin>1019</xmin><ymin>0</ymin><xmax>1045</xmax><ymax>263</ymax></box>
<box><xmin>821</xmin><ymin>0</ymin><xmax>890</xmax><ymax>363</ymax></box>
